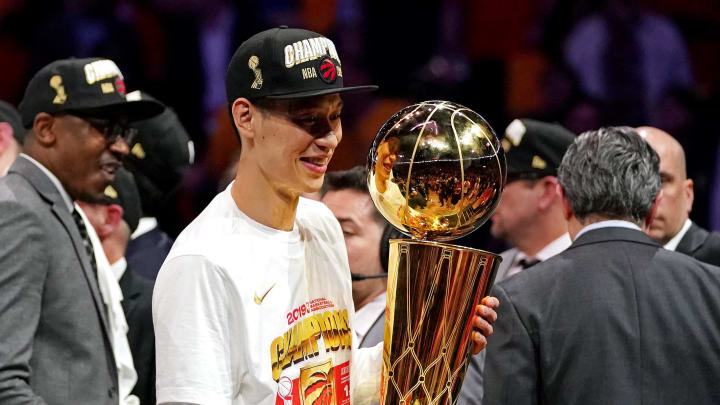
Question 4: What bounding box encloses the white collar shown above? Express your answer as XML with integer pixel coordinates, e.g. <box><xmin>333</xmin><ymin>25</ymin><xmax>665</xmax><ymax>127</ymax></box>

<box><xmin>131</xmin><ymin>217</ymin><xmax>158</xmax><ymax>239</ymax></box>
<box><xmin>575</xmin><ymin>220</ymin><xmax>642</xmax><ymax>240</ymax></box>
<box><xmin>354</xmin><ymin>292</ymin><xmax>387</xmax><ymax>342</ymax></box>
<box><xmin>533</xmin><ymin>233</ymin><xmax>571</xmax><ymax>262</ymax></box>
<box><xmin>111</xmin><ymin>257</ymin><xmax>128</xmax><ymax>281</ymax></box>
<box><xmin>507</xmin><ymin>233</ymin><xmax>572</xmax><ymax>279</ymax></box>
<box><xmin>20</xmin><ymin>153</ymin><xmax>74</xmax><ymax>212</ymax></box>
<box><xmin>664</xmin><ymin>218</ymin><xmax>693</xmax><ymax>251</ymax></box>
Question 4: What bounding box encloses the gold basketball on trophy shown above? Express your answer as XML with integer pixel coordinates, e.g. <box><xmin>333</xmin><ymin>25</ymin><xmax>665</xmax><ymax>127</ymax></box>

<box><xmin>366</xmin><ymin>100</ymin><xmax>506</xmax><ymax>405</ymax></box>
<box><xmin>367</xmin><ymin>100</ymin><xmax>505</xmax><ymax>241</ymax></box>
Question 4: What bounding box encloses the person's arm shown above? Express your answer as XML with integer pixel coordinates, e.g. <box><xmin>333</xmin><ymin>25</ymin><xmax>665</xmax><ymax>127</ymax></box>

<box><xmin>153</xmin><ymin>255</ymin><xmax>236</xmax><ymax>405</ymax></box>
<box><xmin>0</xmin><ymin>201</ymin><xmax>50</xmax><ymax>404</ymax></box>
<box><xmin>481</xmin><ymin>286</ymin><xmax>537</xmax><ymax>405</ymax></box>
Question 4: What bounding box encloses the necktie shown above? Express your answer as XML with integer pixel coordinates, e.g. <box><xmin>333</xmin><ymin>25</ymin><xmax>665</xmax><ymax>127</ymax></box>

<box><xmin>518</xmin><ymin>257</ymin><xmax>540</xmax><ymax>269</ymax></box>
<box><xmin>72</xmin><ymin>209</ymin><xmax>98</xmax><ymax>277</ymax></box>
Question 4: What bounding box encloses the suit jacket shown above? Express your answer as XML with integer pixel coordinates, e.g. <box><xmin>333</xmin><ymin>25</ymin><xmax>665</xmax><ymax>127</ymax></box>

<box><xmin>0</xmin><ymin>156</ymin><xmax>118</xmax><ymax>404</ymax></box>
<box><xmin>483</xmin><ymin>227</ymin><xmax>720</xmax><ymax>405</ymax></box>
<box><xmin>677</xmin><ymin>221</ymin><xmax>720</xmax><ymax>266</ymax></box>
<box><xmin>119</xmin><ymin>266</ymin><xmax>156</xmax><ymax>405</ymax></box>
<box><xmin>126</xmin><ymin>226</ymin><xmax>174</xmax><ymax>280</ymax></box>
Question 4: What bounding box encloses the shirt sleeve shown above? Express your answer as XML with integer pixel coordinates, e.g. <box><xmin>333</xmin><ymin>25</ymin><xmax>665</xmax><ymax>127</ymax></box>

<box><xmin>153</xmin><ymin>254</ymin><xmax>237</xmax><ymax>405</ymax></box>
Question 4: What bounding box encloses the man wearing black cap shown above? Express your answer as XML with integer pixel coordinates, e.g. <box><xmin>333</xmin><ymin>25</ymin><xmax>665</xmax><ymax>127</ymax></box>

<box><xmin>458</xmin><ymin>118</ymin><xmax>575</xmax><ymax>404</ymax></box>
<box><xmin>0</xmin><ymin>100</ymin><xmax>23</xmax><ymax>176</ymax></box>
<box><xmin>122</xmin><ymin>92</ymin><xmax>194</xmax><ymax>280</ymax></box>
<box><xmin>0</xmin><ymin>57</ymin><xmax>162</xmax><ymax>404</ymax></box>
<box><xmin>78</xmin><ymin>168</ymin><xmax>156</xmax><ymax>405</ymax></box>
<box><xmin>153</xmin><ymin>27</ymin><xmax>499</xmax><ymax>405</ymax></box>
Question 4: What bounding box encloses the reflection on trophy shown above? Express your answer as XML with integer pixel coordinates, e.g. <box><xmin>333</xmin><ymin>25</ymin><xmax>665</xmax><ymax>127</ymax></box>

<box><xmin>366</xmin><ymin>100</ymin><xmax>506</xmax><ymax>404</ymax></box>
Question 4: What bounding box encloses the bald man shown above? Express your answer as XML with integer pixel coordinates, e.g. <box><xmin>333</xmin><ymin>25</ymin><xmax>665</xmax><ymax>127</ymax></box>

<box><xmin>638</xmin><ymin>126</ymin><xmax>720</xmax><ymax>266</ymax></box>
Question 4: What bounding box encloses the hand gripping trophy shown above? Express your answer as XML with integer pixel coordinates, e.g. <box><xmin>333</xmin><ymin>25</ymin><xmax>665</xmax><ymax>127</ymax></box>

<box><xmin>367</xmin><ymin>100</ymin><xmax>506</xmax><ymax>405</ymax></box>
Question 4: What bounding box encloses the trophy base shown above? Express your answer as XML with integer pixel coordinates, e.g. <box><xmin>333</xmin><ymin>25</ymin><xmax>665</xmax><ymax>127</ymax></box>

<box><xmin>380</xmin><ymin>239</ymin><xmax>500</xmax><ymax>405</ymax></box>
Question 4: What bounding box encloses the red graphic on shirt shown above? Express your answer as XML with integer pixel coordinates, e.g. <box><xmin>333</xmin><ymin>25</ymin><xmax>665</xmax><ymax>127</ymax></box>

<box><xmin>275</xmin><ymin>360</ymin><xmax>350</xmax><ymax>405</ymax></box>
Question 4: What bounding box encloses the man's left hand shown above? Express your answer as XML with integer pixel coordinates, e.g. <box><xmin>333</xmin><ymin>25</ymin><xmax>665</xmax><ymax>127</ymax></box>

<box><xmin>470</xmin><ymin>296</ymin><xmax>499</xmax><ymax>354</ymax></box>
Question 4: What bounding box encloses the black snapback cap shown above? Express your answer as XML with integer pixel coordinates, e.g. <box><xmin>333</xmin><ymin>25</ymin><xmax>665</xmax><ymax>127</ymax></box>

<box><xmin>226</xmin><ymin>26</ymin><xmax>377</xmax><ymax>102</ymax></box>
<box><xmin>102</xmin><ymin>167</ymin><xmax>142</xmax><ymax>234</ymax></box>
<box><xmin>0</xmin><ymin>100</ymin><xmax>24</xmax><ymax>143</ymax></box>
<box><xmin>19</xmin><ymin>57</ymin><xmax>164</xmax><ymax>127</ymax></box>
<box><xmin>125</xmin><ymin>92</ymin><xmax>193</xmax><ymax>194</ymax></box>
<box><xmin>501</xmin><ymin>118</ymin><xmax>576</xmax><ymax>177</ymax></box>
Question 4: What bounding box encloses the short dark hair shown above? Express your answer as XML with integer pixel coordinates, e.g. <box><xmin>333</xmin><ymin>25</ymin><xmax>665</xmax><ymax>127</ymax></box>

<box><xmin>322</xmin><ymin>165</ymin><xmax>385</xmax><ymax>224</ymax></box>
<box><xmin>558</xmin><ymin>126</ymin><xmax>661</xmax><ymax>225</ymax></box>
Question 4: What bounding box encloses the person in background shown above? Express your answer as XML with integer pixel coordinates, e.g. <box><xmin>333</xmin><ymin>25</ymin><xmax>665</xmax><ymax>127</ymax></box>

<box><xmin>321</xmin><ymin>166</ymin><xmax>400</xmax><ymax>349</ymax></box>
<box><xmin>123</xmin><ymin>94</ymin><xmax>194</xmax><ymax>280</ymax></box>
<box><xmin>637</xmin><ymin>126</ymin><xmax>720</xmax><ymax>266</ymax></box>
<box><xmin>78</xmin><ymin>168</ymin><xmax>156</xmax><ymax>405</ymax></box>
<box><xmin>0</xmin><ymin>100</ymin><xmax>23</xmax><ymax>176</ymax></box>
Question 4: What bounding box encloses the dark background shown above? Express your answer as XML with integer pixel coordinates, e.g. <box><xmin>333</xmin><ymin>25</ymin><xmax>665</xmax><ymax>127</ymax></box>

<box><xmin>1</xmin><ymin>0</ymin><xmax>718</xmax><ymax>250</ymax></box>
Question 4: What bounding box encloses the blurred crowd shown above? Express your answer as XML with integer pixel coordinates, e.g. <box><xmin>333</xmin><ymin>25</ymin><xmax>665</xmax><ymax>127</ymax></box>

<box><xmin>1</xmin><ymin>1</ymin><xmax>720</xmax><ymax>404</ymax></box>
<box><xmin>1</xmin><ymin>0</ymin><xmax>719</xmax><ymax>242</ymax></box>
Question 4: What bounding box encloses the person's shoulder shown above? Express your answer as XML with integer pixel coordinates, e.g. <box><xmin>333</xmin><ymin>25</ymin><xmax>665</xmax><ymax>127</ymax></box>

<box><xmin>168</xmin><ymin>190</ymin><xmax>240</xmax><ymax>257</ymax></box>
<box><xmin>297</xmin><ymin>197</ymin><xmax>339</xmax><ymax>228</ymax></box>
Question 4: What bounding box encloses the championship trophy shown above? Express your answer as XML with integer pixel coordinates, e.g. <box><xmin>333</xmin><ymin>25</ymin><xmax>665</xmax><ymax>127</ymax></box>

<box><xmin>367</xmin><ymin>100</ymin><xmax>506</xmax><ymax>405</ymax></box>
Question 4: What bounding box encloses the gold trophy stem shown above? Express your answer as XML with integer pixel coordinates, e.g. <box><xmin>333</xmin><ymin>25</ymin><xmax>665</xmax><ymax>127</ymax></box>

<box><xmin>380</xmin><ymin>239</ymin><xmax>500</xmax><ymax>405</ymax></box>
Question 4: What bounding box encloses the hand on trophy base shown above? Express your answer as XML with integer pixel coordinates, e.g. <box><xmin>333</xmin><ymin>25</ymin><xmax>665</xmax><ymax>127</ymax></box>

<box><xmin>471</xmin><ymin>296</ymin><xmax>500</xmax><ymax>354</ymax></box>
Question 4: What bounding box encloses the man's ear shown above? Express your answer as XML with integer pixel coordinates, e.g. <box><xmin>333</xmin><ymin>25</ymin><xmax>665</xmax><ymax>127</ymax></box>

<box><xmin>557</xmin><ymin>183</ymin><xmax>573</xmax><ymax>221</ymax></box>
<box><xmin>538</xmin><ymin>176</ymin><xmax>560</xmax><ymax>210</ymax></box>
<box><xmin>644</xmin><ymin>189</ymin><xmax>663</xmax><ymax>230</ymax></box>
<box><xmin>231</xmin><ymin>98</ymin><xmax>255</xmax><ymax>139</ymax></box>
<box><xmin>104</xmin><ymin>204</ymin><xmax>125</xmax><ymax>235</ymax></box>
<box><xmin>32</xmin><ymin>113</ymin><xmax>57</xmax><ymax>146</ymax></box>
<box><xmin>684</xmin><ymin>178</ymin><xmax>694</xmax><ymax>215</ymax></box>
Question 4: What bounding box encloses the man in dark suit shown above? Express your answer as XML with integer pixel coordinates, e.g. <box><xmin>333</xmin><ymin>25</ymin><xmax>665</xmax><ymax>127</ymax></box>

<box><xmin>123</xmin><ymin>98</ymin><xmax>194</xmax><ymax>280</ymax></box>
<box><xmin>483</xmin><ymin>126</ymin><xmax>720</xmax><ymax>405</ymax></box>
<box><xmin>321</xmin><ymin>166</ymin><xmax>394</xmax><ymax>349</ymax></box>
<box><xmin>637</xmin><ymin>126</ymin><xmax>720</xmax><ymax>266</ymax></box>
<box><xmin>0</xmin><ymin>57</ymin><xmax>162</xmax><ymax>404</ymax></box>
<box><xmin>79</xmin><ymin>168</ymin><xmax>155</xmax><ymax>405</ymax></box>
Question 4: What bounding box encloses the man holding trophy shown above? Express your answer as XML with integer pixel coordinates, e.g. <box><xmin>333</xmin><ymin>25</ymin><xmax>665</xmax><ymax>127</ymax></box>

<box><xmin>153</xmin><ymin>27</ymin><xmax>501</xmax><ymax>405</ymax></box>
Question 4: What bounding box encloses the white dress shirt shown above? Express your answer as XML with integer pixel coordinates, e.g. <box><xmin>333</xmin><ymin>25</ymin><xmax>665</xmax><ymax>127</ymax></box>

<box><xmin>506</xmin><ymin>233</ymin><xmax>572</xmax><ymax>278</ymax></box>
<box><xmin>575</xmin><ymin>220</ymin><xmax>642</xmax><ymax>240</ymax></box>
<box><xmin>664</xmin><ymin>218</ymin><xmax>692</xmax><ymax>251</ymax></box>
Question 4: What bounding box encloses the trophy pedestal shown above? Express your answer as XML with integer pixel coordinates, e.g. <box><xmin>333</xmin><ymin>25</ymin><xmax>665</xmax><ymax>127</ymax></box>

<box><xmin>380</xmin><ymin>239</ymin><xmax>500</xmax><ymax>405</ymax></box>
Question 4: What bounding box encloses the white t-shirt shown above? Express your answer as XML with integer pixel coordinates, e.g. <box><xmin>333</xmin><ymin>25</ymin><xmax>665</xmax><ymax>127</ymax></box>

<box><xmin>153</xmin><ymin>187</ymin><xmax>382</xmax><ymax>405</ymax></box>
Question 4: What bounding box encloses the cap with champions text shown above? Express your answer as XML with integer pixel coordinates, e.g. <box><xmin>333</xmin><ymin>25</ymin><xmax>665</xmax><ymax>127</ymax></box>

<box><xmin>501</xmin><ymin>118</ymin><xmax>576</xmax><ymax>178</ymax></box>
<box><xmin>19</xmin><ymin>57</ymin><xmax>164</xmax><ymax>127</ymax></box>
<box><xmin>226</xmin><ymin>26</ymin><xmax>377</xmax><ymax>102</ymax></box>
